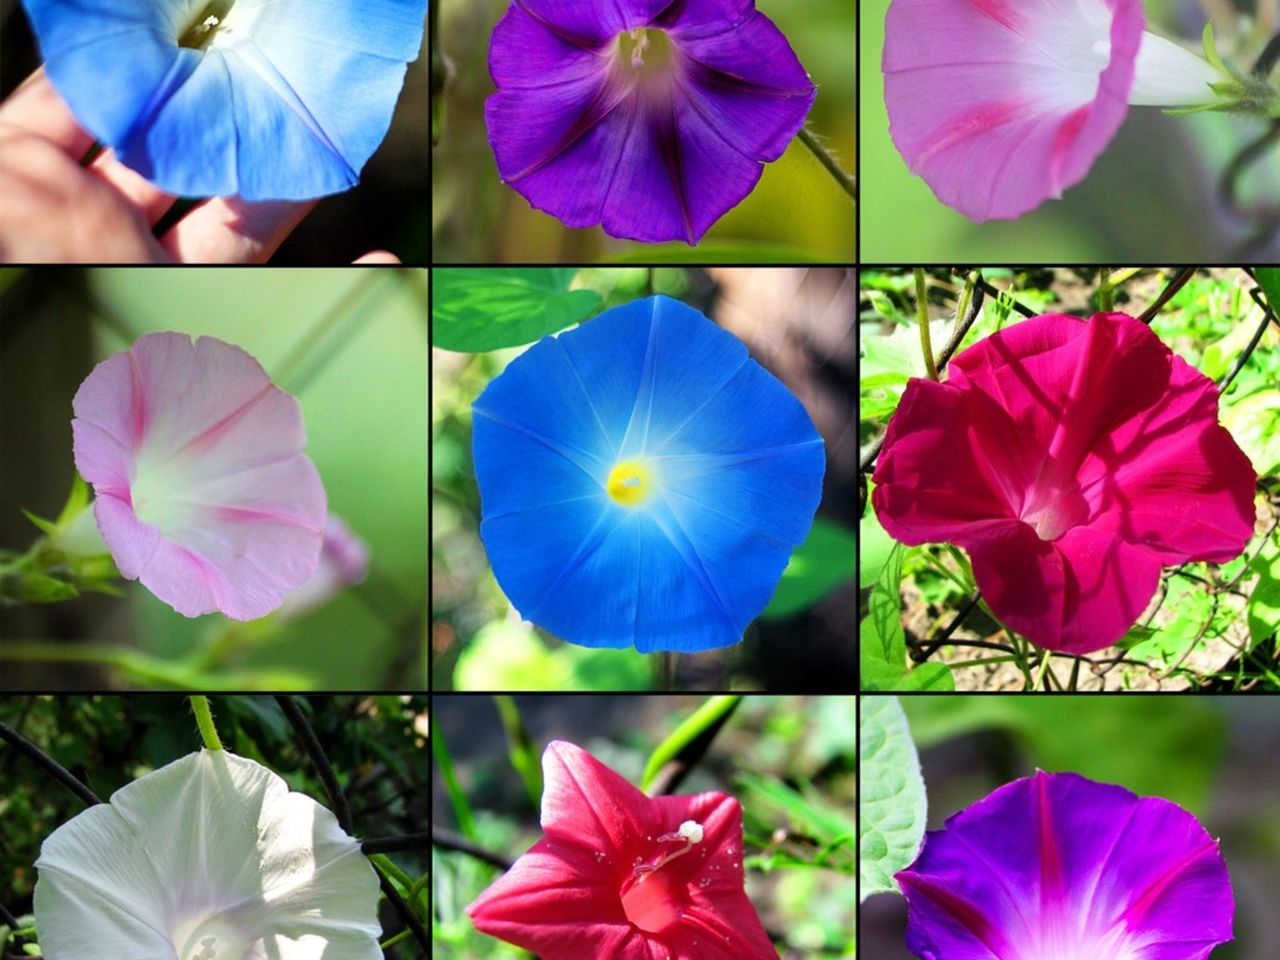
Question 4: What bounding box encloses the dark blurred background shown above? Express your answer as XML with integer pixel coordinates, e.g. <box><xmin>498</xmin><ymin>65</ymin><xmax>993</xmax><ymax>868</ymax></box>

<box><xmin>860</xmin><ymin>696</ymin><xmax>1280</xmax><ymax>960</ymax></box>
<box><xmin>431</xmin><ymin>268</ymin><xmax>857</xmax><ymax>692</ymax></box>
<box><xmin>1</xmin><ymin>3</ymin><xmax>428</xmax><ymax>265</ymax></box>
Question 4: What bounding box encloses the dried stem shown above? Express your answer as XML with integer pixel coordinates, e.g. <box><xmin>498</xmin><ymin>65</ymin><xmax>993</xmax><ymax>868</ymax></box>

<box><xmin>0</xmin><ymin>719</ymin><xmax>101</xmax><ymax>807</ymax></box>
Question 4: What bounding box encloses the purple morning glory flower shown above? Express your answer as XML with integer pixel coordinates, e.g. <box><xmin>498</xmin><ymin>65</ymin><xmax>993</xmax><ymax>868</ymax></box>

<box><xmin>484</xmin><ymin>0</ymin><xmax>816</xmax><ymax>244</ymax></box>
<box><xmin>896</xmin><ymin>771</ymin><xmax>1233</xmax><ymax>960</ymax></box>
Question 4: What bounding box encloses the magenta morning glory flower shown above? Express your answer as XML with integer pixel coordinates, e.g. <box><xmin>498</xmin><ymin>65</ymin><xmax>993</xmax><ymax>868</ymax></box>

<box><xmin>882</xmin><ymin>0</ymin><xmax>1221</xmax><ymax>221</ymax></box>
<box><xmin>485</xmin><ymin>0</ymin><xmax>817</xmax><ymax>244</ymax></box>
<box><xmin>467</xmin><ymin>740</ymin><xmax>776</xmax><ymax>960</ymax></box>
<box><xmin>71</xmin><ymin>332</ymin><xmax>327</xmax><ymax>621</ymax></box>
<box><xmin>872</xmin><ymin>311</ymin><xmax>1256</xmax><ymax>653</ymax></box>
<box><xmin>896</xmin><ymin>771</ymin><xmax>1234</xmax><ymax>960</ymax></box>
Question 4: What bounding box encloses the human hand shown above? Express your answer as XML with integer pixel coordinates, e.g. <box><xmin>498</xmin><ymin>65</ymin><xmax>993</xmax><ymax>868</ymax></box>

<box><xmin>0</xmin><ymin>70</ymin><xmax>397</xmax><ymax>264</ymax></box>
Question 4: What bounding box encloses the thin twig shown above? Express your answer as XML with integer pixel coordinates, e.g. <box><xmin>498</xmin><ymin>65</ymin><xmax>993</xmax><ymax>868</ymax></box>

<box><xmin>858</xmin><ymin>273</ymin><xmax>986</xmax><ymax>476</ymax></box>
<box><xmin>796</xmin><ymin>127</ymin><xmax>857</xmax><ymax>202</ymax></box>
<box><xmin>0</xmin><ymin>902</ymin><xmax>19</xmax><ymax>929</ymax></box>
<box><xmin>1222</xmin><ymin>302</ymin><xmax>1274</xmax><ymax>391</ymax></box>
<box><xmin>0</xmin><ymin>719</ymin><xmax>101</xmax><ymax>807</ymax></box>
<box><xmin>361</xmin><ymin>832</ymin><xmax>430</xmax><ymax>855</ymax></box>
<box><xmin>275</xmin><ymin>696</ymin><xmax>353</xmax><ymax>833</ymax></box>
<box><xmin>432</xmin><ymin>827</ymin><xmax>514</xmax><ymax>871</ymax></box>
<box><xmin>1137</xmin><ymin>268</ymin><xmax>1197</xmax><ymax>325</ymax></box>
<box><xmin>375</xmin><ymin>870</ymin><xmax>430</xmax><ymax>955</ymax></box>
<box><xmin>973</xmin><ymin>277</ymin><xmax>1035</xmax><ymax>318</ymax></box>
<box><xmin>909</xmin><ymin>593</ymin><xmax>984</xmax><ymax>662</ymax></box>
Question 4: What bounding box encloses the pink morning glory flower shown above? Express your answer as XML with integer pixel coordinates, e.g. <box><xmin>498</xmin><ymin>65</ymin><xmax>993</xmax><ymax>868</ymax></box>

<box><xmin>896</xmin><ymin>771</ymin><xmax>1234</xmax><ymax>960</ymax></box>
<box><xmin>485</xmin><ymin>0</ymin><xmax>816</xmax><ymax>244</ymax></box>
<box><xmin>466</xmin><ymin>740</ymin><xmax>776</xmax><ymax>960</ymax></box>
<box><xmin>882</xmin><ymin>0</ymin><xmax>1222</xmax><ymax>221</ymax></box>
<box><xmin>871</xmin><ymin>311</ymin><xmax>1256</xmax><ymax>653</ymax></box>
<box><xmin>71</xmin><ymin>331</ymin><xmax>327</xmax><ymax>621</ymax></box>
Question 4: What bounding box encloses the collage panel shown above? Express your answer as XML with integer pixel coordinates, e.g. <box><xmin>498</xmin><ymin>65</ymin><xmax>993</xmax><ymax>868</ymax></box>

<box><xmin>0</xmin><ymin>694</ymin><xmax>429</xmax><ymax>958</ymax></box>
<box><xmin>432</xmin><ymin>693</ymin><xmax>855</xmax><ymax>959</ymax></box>
<box><xmin>1</xmin><ymin>268</ymin><xmax>429</xmax><ymax>692</ymax></box>
<box><xmin>431</xmin><ymin>0</ymin><xmax>856</xmax><ymax>263</ymax></box>
<box><xmin>431</xmin><ymin>267</ymin><xmax>857</xmax><ymax>692</ymax></box>
<box><xmin>1</xmin><ymin>2</ymin><xmax>429</xmax><ymax>265</ymax></box>
<box><xmin>859</xmin><ymin>267</ymin><xmax>1279</xmax><ymax>692</ymax></box>
<box><xmin>858</xmin><ymin>694</ymin><xmax>1280</xmax><ymax>959</ymax></box>
<box><xmin>862</xmin><ymin>0</ymin><xmax>1280</xmax><ymax>261</ymax></box>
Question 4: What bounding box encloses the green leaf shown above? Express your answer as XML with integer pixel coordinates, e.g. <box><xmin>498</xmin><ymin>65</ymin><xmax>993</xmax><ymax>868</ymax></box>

<box><xmin>606</xmin><ymin>242</ymin><xmax>825</xmax><ymax>264</ymax></box>
<box><xmin>2</xmin><ymin>572</ymin><xmax>78</xmax><ymax>603</ymax></box>
<box><xmin>1254</xmin><ymin>267</ymin><xmax>1280</xmax><ymax>317</ymax></box>
<box><xmin>859</xmin><ymin>544</ymin><xmax>906</xmax><ymax>685</ymax></box>
<box><xmin>1248</xmin><ymin>533</ymin><xmax>1280</xmax><ymax>648</ymax></box>
<box><xmin>858</xmin><ymin>697</ymin><xmax>926</xmax><ymax>900</ymax></box>
<box><xmin>641</xmin><ymin>695</ymin><xmax>741</xmax><ymax>790</ymax></box>
<box><xmin>859</xmin><ymin>487</ymin><xmax>896</xmax><ymax>589</ymax></box>
<box><xmin>1222</xmin><ymin>390</ymin><xmax>1280</xmax><ymax>477</ymax></box>
<box><xmin>431</xmin><ymin>728</ymin><xmax>478</xmax><ymax>841</ymax></box>
<box><xmin>737</xmin><ymin>772</ymin><xmax>855</xmax><ymax>842</ymax></box>
<box><xmin>430</xmin><ymin>268</ymin><xmax>602</xmax><ymax>352</ymax></box>
<box><xmin>494</xmin><ymin>694</ymin><xmax>543</xmax><ymax>808</ymax></box>
<box><xmin>891</xmin><ymin>662</ymin><xmax>954</xmax><ymax>691</ymax></box>
<box><xmin>760</xmin><ymin>519</ymin><xmax>855</xmax><ymax>618</ymax></box>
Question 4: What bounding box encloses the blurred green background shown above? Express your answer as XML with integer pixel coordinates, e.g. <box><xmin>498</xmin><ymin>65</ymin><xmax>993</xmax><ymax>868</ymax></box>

<box><xmin>861</xmin><ymin>695</ymin><xmax>1280</xmax><ymax>959</ymax></box>
<box><xmin>432</xmin><ymin>0</ymin><xmax>856</xmax><ymax>263</ymax></box>
<box><xmin>0</xmin><ymin>268</ymin><xmax>427</xmax><ymax>690</ymax></box>
<box><xmin>861</xmin><ymin>0</ymin><xmax>1280</xmax><ymax>260</ymax></box>
<box><xmin>432</xmin><ymin>694</ymin><xmax>855</xmax><ymax>958</ymax></box>
<box><xmin>431</xmin><ymin>267</ymin><xmax>857</xmax><ymax>691</ymax></box>
<box><xmin>0</xmin><ymin>7</ymin><xmax>429</xmax><ymax>265</ymax></box>
<box><xmin>0</xmin><ymin>694</ymin><xmax>427</xmax><ymax>959</ymax></box>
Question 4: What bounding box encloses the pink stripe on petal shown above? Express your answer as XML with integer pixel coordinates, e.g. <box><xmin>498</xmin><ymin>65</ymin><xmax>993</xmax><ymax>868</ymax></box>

<box><xmin>72</xmin><ymin>332</ymin><xmax>326</xmax><ymax>621</ymax></box>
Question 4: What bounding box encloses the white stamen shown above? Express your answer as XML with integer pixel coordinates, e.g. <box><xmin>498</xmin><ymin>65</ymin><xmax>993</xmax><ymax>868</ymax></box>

<box><xmin>632</xmin><ymin>820</ymin><xmax>704</xmax><ymax>881</ymax></box>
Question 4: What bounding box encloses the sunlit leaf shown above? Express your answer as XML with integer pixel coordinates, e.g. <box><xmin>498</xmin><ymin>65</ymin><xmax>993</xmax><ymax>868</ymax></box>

<box><xmin>858</xmin><ymin>697</ymin><xmax>925</xmax><ymax>900</ymax></box>
<box><xmin>431</xmin><ymin>269</ymin><xmax>602</xmax><ymax>352</ymax></box>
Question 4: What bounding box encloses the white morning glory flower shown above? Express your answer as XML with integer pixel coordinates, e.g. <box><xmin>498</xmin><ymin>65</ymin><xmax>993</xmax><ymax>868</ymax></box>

<box><xmin>34</xmin><ymin>749</ymin><xmax>381</xmax><ymax>959</ymax></box>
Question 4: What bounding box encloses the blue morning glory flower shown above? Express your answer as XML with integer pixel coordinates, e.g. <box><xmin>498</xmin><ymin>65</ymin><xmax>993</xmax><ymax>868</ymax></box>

<box><xmin>471</xmin><ymin>295</ymin><xmax>825</xmax><ymax>653</ymax></box>
<box><xmin>21</xmin><ymin>0</ymin><xmax>427</xmax><ymax>200</ymax></box>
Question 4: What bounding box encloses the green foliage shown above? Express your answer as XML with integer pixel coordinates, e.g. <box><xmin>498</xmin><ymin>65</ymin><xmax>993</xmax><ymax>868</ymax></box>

<box><xmin>431</xmin><ymin>268</ymin><xmax>602</xmax><ymax>352</ymax></box>
<box><xmin>642</xmin><ymin>695</ymin><xmax>741</xmax><ymax>789</ymax></box>
<box><xmin>452</xmin><ymin>621</ymin><xmax>652</xmax><ymax>691</ymax></box>
<box><xmin>901</xmin><ymin>696</ymin><xmax>1225</xmax><ymax>815</ymax></box>
<box><xmin>860</xmin><ymin>545</ymin><xmax>954</xmax><ymax>691</ymax></box>
<box><xmin>857</xmin><ymin>697</ymin><xmax>925</xmax><ymax>899</ymax></box>
<box><xmin>859</xmin><ymin>484</ymin><xmax>895</xmax><ymax>589</ymax></box>
<box><xmin>760</xmin><ymin>519</ymin><xmax>855</xmax><ymax>618</ymax></box>
<box><xmin>1248</xmin><ymin>531</ymin><xmax>1280</xmax><ymax>648</ymax></box>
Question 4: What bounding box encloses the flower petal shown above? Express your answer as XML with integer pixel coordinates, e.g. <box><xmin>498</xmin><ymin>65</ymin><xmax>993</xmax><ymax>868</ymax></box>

<box><xmin>72</xmin><ymin>332</ymin><xmax>326</xmax><ymax>621</ymax></box>
<box><xmin>35</xmin><ymin>751</ymin><xmax>381</xmax><ymax>960</ymax></box>
<box><xmin>896</xmin><ymin>772</ymin><xmax>1233</xmax><ymax>960</ymax></box>
<box><xmin>883</xmin><ymin>0</ymin><xmax>1143</xmax><ymax>220</ymax></box>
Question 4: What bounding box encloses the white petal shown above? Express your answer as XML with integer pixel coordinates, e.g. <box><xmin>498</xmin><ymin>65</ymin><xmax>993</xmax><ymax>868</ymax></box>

<box><xmin>1129</xmin><ymin>30</ymin><xmax>1220</xmax><ymax>106</ymax></box>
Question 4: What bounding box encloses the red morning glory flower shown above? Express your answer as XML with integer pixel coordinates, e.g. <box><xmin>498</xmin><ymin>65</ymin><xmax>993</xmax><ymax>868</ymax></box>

<box><xmin>872</xmin><ymin>311</ymin><xmax>1256</xmax><ymax>654</ymax></box>
<box><xmin>896</xmin><ymin>771</ymin><xmax>1234</xmax><ymax>960</ymax></box>
<box><xmin>466</xmin><ymin>740</ymin><xmax>776</xmax><ymax>960</ymax></box>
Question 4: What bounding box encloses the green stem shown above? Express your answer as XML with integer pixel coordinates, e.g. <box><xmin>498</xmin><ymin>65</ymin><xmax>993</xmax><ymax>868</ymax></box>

<box><xmin>1098</xmin><ymin>268</ymin><xmax>1114</xmax><ymax>311</ymax></box>
<box><xmin>915</xmin><ymin>269</ymin><xmax>938</xmax><ymax>381</ymax></box>
<box><xmin>430</xmin><ymin>0</ymin><xmax>444</xmax><ymax>146</ymax></box>
<box><xmin>190</xmin><ymin>696</ymin><xmax>223</xmax><ymax>751</ymax></box>
<box><xmin>796</xmin><ymin>127</ymin><xmax>857</xmax><ymax>202</ymax></box>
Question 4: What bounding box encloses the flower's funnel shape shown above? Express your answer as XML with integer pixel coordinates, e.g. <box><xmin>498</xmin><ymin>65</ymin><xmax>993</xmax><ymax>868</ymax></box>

<box><xmin>882</xmin><ymin>0</ymin><xmax>1221</xmax><ymax>221</ymax></box>
<box><xmin>467</xmin><ymin>740</ymin><xmax>776</xmax><ymax>960</ymax></box>
<box><xmin>22</xmin><ymin>0</ymin><xmax>427</xmax><ymax>200</ymax></box>
<box><xmin>34</xmin><ymin>749</ymin><xmax>382</xmax><ymax>960</ymax></box>
<box><xmin>72</xmin><ymin>331</ymin><xmax>327</xmax><ymax>621</ymax></box>
<box><xmin>897</xmin><ymin>771</ymin><xmax>1234</xmax><ymax>960</ymax></box>
<box><xmin>485</xmin><ymin>0</ymin><xmax>816</xmax><ymax>244</ymax></box>
<box><xmin>872</xmin><ymin>312</ymin><xmax>1256</xmax><ymax>653</ymax></box>
<box><xmin>471</xmin><ymin>295</ymin><xmax>825</xmax><ymax>653</ymax></box>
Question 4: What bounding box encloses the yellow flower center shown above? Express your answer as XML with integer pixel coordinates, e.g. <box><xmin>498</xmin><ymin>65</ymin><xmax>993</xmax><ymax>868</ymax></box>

<box><xmin>606</xmin><ymin>460</ymin><xmax>654</xmax><ymax>507</ymax></box>
<box><xmin>616</xmin><ymin>28</ymin><xmax>674</xmax><ymax>74</ymax></box>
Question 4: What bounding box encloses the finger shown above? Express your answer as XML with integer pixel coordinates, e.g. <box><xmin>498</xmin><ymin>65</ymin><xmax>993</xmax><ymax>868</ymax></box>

<box><xmin>353</xmin><ymin>250</ymin><xmax>401</xmax><ymax>264</ymax></box>
<box><xmin>0</xmin><ymin>124</ymin><xmax>167</xmax><ymax>263</ymax></box>
<box><xmin>0</xmin><ymin>68</ymin><xmax>94</xmax><ymax>160</ymax></box>
<box><xmin>160</xmin><ymin>196</ymin><xmax>315</xmax><ymax>263</ymax></box>
<box><xmin>89</xmin><ymin>146</ymin><xmax>177</xmax><ymax>226</ymax></box>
